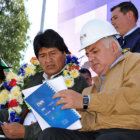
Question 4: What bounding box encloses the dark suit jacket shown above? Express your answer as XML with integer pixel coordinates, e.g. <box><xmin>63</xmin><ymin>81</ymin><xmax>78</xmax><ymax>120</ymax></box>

<box><xmin>118</xmin><ymin>27</ymin><xmax>140</xmax><ymax>53</ymax></box>
<box><xmin>0</xmin><ymin>71</ymin><xmax>88</xmax><ymax>140</ymax></box>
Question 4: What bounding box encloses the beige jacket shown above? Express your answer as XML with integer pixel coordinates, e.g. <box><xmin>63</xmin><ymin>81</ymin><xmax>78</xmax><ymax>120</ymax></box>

<box><xmin>80</xmin><ymin>52</ymin><xmax>140</xmax><ymax>131</ymax></box>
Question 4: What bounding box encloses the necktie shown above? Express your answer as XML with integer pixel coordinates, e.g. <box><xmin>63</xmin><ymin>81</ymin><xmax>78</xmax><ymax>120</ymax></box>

<box><xmin>119</xmin><ymin>37</ymin><xmax>124</xmax><ymax>47</ymax></box>
<box><xmin>119</xmin><ymin>37</ymin><xmax>126</xmax><ymax>47</ymax></box>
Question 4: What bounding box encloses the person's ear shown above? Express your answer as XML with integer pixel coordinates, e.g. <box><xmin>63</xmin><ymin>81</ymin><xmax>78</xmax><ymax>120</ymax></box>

<box><xmin>64</xmin><ymin>52</ymin><xmax>67</xmax><ymax>59</ymax></box>
<box><xmin>110</xmin><ymin>41</ymin><xmax>119</xmax><ymax>54</ymax></box>
<box><xmin>127</xmin><ymin>11</ymin><xmax>133</xmax><ymax>20</ymax></box>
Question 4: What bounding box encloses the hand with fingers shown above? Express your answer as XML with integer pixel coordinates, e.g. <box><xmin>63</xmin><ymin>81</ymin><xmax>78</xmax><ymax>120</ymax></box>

<box><xmin>53</xmin><ymin>89</ymin><xmax>83</xmax><ymax>110</ymax></box>
<box><xmin>1</xmin><ymin>122</ymin><xmax>25</xmax><ymax>139</ymax></box>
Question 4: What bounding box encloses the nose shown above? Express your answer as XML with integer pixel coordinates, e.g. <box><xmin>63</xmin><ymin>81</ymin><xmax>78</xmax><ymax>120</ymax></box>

<box><xmin>88</xmin><ymin>54</ymin><xmax>95</xmax><ymax>63</ymax></box>
<box><xmin>111</xmin><ymin>19</ymin><xmax>115</xmax><ymax>27</ymax></box>
<box><xmin>45</xmin><ymin>54</ymin><xmax>52</xmax><ymax>62</ymax></box>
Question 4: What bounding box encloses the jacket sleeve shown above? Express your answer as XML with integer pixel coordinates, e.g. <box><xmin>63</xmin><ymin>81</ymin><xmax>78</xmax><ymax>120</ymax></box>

<box><xmin>0</xmin><ymin>109</ymin><xmax>42</xmax><ymax>140</ymax></box>
<box><xmin>87</xmin><ymin>55</ymin><xmax>140</xmax><ymax>115</ymax></box>
<box><xmin>24</xmin><ymin>122</ymin><xmax>42</xmax><ymax>140</ymax></box>
<box><xmin>0</xmin><ymin>109</ymin><xmax>9</xmax><ymax>134</ymax></box>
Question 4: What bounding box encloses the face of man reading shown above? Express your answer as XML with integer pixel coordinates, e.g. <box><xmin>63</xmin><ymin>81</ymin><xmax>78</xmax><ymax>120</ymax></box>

<box><xmin>85</xmin><ymin>40</ymin><xmax>118</xmax><ymax>76</ymax></box>
<box><xmin>38</xmin><ymin>47</ymin><xmax>66</xmax><ymax>79</ymax></box>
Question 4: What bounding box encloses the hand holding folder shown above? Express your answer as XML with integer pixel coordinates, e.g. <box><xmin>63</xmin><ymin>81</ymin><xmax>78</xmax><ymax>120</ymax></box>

<box><xmin>23</xmin><ymin>76</ymin><xmax>82</xmax><ymax>130</ymax></box>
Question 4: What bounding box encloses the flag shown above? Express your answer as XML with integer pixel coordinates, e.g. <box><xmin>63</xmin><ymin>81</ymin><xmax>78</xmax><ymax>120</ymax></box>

<box><xmin>0</xmin><ymin>59</ymin><xmax>10</xmax><ymax>72</ymax></box>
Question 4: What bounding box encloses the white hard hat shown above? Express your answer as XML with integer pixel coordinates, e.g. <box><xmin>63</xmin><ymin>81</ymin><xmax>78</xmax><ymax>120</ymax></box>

<box><xmin>79</xmin><ymin>19</ymin><xmax>119</xmax><ymax>51</ymax></box>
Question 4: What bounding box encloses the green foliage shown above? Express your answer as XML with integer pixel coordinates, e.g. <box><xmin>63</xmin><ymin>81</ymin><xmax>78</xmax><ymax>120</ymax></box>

<box><xmin>0</xmin><ymin>0</ymin><xmax>30</xmax><ymax>71</ymax></box>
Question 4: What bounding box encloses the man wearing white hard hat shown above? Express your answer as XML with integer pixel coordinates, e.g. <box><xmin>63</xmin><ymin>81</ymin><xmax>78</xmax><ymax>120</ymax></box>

<box><xmin>38</xmin><ymin>19</ymin><xmax>140</xmax><ymax>140</ymax></box>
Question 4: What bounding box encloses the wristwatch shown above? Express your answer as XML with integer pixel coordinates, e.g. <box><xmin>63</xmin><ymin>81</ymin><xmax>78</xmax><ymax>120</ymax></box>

<box><xmin>83</xmin><ymin>95</ymin><xmax>89</xmax><ymax>109</ymax></box>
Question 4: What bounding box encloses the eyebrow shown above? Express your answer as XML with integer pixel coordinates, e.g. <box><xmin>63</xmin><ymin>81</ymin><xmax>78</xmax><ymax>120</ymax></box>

<box><xmin>39</xmin><ymin>49</ymin><xmax>57</xmax><ymax>55</ymax></box>
<box><xmin>111</xmin><ymin>15</ymin><xmax>117</xmax><ymax>20</ymax></box>
<box><xmin>86</xmin><ymin>47</ymin><xmax>96</xmax><ymax>56</ymax></box>
<box><xmin>38</xmin><ymin>53</ymin><xmax>45</xmax><ymax>56</ymax></box>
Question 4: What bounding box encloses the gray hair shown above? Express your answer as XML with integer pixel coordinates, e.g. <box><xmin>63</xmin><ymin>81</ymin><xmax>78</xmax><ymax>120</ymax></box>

<box><xmin>100</xmin><ymin>36</ymin><xmax>122</xmax><ymax>52</ymax></box>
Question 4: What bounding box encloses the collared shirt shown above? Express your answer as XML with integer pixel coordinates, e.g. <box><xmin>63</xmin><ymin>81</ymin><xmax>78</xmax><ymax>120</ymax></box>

<box><xmin>99</xmin><ymin>55</ymin><xmax>123</xmax><ymax>92</ymax></box>
<box><xmin>119</xmin><ymin>27</ymin><xmax>138</xmax><ymax>53</ymax></box>
<box><xmin>43</xmin><ymin>65</ymin><xmax>67</xmax><ymax>81</ymax></box>
<box><xmin>123</xmin><ymin>26</ymin><xmax>138</xmax><ymax>38</ymax></box>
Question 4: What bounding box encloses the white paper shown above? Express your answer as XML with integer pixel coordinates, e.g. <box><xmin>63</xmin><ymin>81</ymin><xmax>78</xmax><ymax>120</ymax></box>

<box><xmin>47</xmin><ymin>76</ymin><xmax>67</xmax><ymax>91</ymax></box>
<box><xmin>23</xmin><ymin>111</ymin><xmax>37</xmax><ymax>125</ymax></box>
<box><xmin>23</xmin><ymin>84</ymin><xmax>42</xmax><ymax>97</ymax></box>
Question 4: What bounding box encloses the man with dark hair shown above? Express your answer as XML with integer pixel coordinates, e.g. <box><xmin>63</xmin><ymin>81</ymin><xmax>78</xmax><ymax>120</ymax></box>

<box><xmin>111</xmin><ymin>1</ymin><xmax>140</xmax><ymax>53</ymax></box>
<box><xmin>33</xmin><ymin>29</ymin><xmax>69</xmax><ymax>58</ymax></box>
<box><xmin>0</xmin><ymin>29</ymin><xmax>88</xmax><ymax>140</ymax></box>
<box><xmin>79</xmin><ymin>68</ymin><xmax>92</xmax><ymax>86</ymax></box>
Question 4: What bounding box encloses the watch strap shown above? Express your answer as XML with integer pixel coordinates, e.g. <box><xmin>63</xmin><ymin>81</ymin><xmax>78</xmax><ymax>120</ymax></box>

<box><xmin>83</xmin><ymin>95</ymin><xmax>89</xmax><ymax>109</ymax></box>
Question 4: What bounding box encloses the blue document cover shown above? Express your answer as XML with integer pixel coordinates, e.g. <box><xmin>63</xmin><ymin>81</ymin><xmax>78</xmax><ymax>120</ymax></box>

<box><xmin>25</xmin><ymin>82</ymin><xmax>80</xmax><ymax>129</ymax></box>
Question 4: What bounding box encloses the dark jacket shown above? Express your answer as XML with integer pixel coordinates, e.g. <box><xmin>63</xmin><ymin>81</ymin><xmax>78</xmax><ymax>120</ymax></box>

<box><xmin>118</xmin><ymin>27</ymin><xmax>140</xmax><ymax>53</ymax></box>
<box><xmin>0</xmin><ymin>71</ymin><xmax>88</xmax><ymax>140</ymax></box>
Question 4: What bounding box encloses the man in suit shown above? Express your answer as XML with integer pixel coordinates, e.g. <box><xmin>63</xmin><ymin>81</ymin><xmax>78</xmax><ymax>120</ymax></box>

<box><xmin>111</xmin><ymin>1</ymin><xmax>140</xmax><ymax>53</ymax></box>
<box><xmin>38</xmin><ymin>19</ymin><xmax>140</xmax><ymax>140</ymax></box>
<box><xmin>0</xmin><ymin>29</ymin><xmax>88</xmax><ymax>140</ymax></box>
